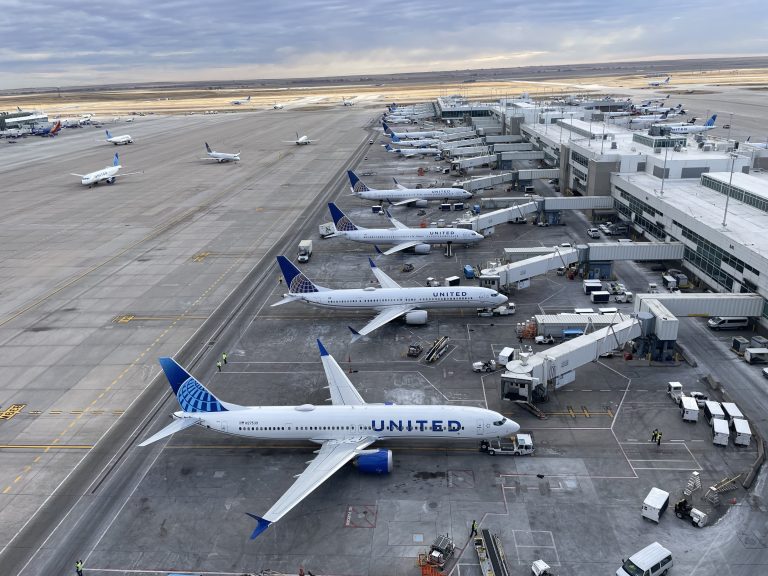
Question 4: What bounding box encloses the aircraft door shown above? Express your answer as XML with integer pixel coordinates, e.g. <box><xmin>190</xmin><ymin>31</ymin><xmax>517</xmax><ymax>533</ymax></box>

<box><xmin>217</xmin><ymin>420</ymin><xmax>228</xmax><ymax>434</ymax></box>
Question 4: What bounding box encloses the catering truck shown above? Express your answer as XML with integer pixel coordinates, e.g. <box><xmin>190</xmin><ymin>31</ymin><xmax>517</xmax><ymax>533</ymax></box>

<box><xmin>297</xmin><ymin>240</ymin><xmax>313</xmax><ymax>263</ymax></box>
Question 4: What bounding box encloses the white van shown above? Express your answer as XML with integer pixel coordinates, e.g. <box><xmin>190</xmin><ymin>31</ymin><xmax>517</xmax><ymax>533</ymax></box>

<box><xmin>617</xmin><ymin>541</ymin><xmax>673</xmax><ymax>576</ymax></box>
<box><xmin>707</xmin><ymin>316</ymin><xmax>749</xmax><ymax>330</ymax></box>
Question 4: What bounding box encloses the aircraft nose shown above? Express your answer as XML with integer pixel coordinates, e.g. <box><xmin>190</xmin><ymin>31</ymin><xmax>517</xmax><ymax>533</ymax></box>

<box><xmin>509</xmin><ymin>420</ymin><xmax>520</xmax><ymax>434</ymax></box>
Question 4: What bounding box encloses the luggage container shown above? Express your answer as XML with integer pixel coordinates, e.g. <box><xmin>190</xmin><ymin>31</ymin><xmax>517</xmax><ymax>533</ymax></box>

<box><xmin>598</xmin><ymin>307</ymin><xmax>619</xmax><ymax>315</ymax></box>
<box><xmin>732</xmin><ymin>418</ymin><xmax>752</xmax><ymax>446</ymax></box>
<box><xmin>680</xmin><ymin>396</ymin><xmax>699</xmax><ymax>422</ymax></box>
<box><xmin>582</xmin><ymin>280</ymin><xmax>603</xmax><ymax>294</ymax></box>
<box><xmin>751</xmin><ymin>335</ymin><xmax>768</xmax><ymax>348</ymax></box>
<box><xmin>703</xmin><ymin>401</ymin><xmax>725</xmax><ymax>423</ymax></box>
<box><xmin>590</xmin><ymin>290</ymin><xmax>611</xmax><ymax>304</ymax></box>
<box><xmin>497</xmin><ymin>347</ymin><xmax>515</xmax><ymax>366</ymax></box>
<box><xmin>744</xmin><ymin>347</ymin><xmax>768</xmax><ymax>364</ymax></box>
<box><xmin>641</xmin><ymin>487</ymin><xmax>669</xmax><ymax>523</ymax></box>
<box><xmin>732</xmin><ymin>336</ymin><xmax>750</xmax><ymax>354</ymax></box>
<box><xmin>712</xmin><ymin>418</ymin><xmax>730</xmax><ymax>446</ymax></box>
<box><xmin>444</xmin><ymin>276</ymin><xmax>461</xmax><ymax>287</ymax></box>
<box><xmin>574</xmin><ymin>308</ymin><xmax>595</xmax><ymax>315</ymax></box>
<box><xmin>721</xmin><ymin>402</ymin><xmax>744</xmax><ymax>423</ymax></box>
<box><xmin>463</xmin><ymin>265</ymin><xmax>475</xmax><ymax>279</ymax></box>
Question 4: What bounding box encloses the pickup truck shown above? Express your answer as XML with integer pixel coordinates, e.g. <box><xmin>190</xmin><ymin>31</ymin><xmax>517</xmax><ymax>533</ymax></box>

<box><xmin>480</xmin><ymin>433</ymin><xmax>534</xmax><ymax>456</ymax></box>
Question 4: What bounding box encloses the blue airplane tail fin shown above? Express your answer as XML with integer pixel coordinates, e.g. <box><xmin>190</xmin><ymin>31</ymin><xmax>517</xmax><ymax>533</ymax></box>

<box><xmin>113</xmin><ymin>153</ymin><xmax>119</xmax><ymax>166</ymax></box>
<box><xmin>158</xmin><ymin>357</ymin><xmax>228</xmax><ymax>412</ymax></box>
<box><xmin>205</xmin><ymin>142</ymin><xmax>212</xmax><ymax>153</ymax></box>
<box><xmin>348</xmin><ymin>170</ymin><xmax>370</xmax><ymax>193</ymax></box>
<box><xmin>328</xmin><ymin>202</ymin><xmax>358</xmax><ymax>231</ymax></box>
<box><xmin>706</xmin><ymin>114</ymin><xmax>717</xmax><ymax>126</ymax></box>
<box><xmin>391</xmin><ymin>134</ymin><xmax>401</xmax><ymax>142</ymax></box>
<box><xmin>276</xmin><ymin>256</ymin><xmax>322</xmax><ymax>293</ymax></box>
<box><xmin>382</xmin><ymin>121</ymin><xmax>392</xmax><ymax>134</ymax></box>
<box><xmin>106</xmin><ymin>130</ymin><xmax>112</xmax><ymax>139</ymax></box>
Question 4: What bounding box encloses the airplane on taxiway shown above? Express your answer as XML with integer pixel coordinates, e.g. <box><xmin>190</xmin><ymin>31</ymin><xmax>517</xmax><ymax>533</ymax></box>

<box><xmin>284</xmin><ymin>132</ymin><xmax>316</xmax><ymax>145</ymax></box>
<box><xmin>647</xmin><ymin>76</ymin><xmax>671</xmax><ymax>87</ymax></box>
<box><xmin>71</xmin><ymin>153</ymin><xmax>140</xmax><ymax>187</ymax></box>
<box><xmin>273</xmin><ymin>256</ymin><xmax>504</xmax><ymax>339</ymax></box>
<box><xmin>105</xmin><ymin>129</ymin><xmax>133</xmax><ymax>145</ymax></box>
<box><xmin>138</xmin><ymin>341</ymin><xmax>519</xmax><ymax>538</ymax></box>
<box><xmin>202</xmin><ymin>142</ymin><xmax>240</xmax><ymax>162</ymax></box>
<box><xmin>230</xmin><ymin>96</ymin><xmax>251</xmax><ymax>105</ymax></box>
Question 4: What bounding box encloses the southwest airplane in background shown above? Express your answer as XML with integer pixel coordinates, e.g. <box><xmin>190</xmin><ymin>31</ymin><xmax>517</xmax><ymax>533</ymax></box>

<box><xmin>230</xmin><ymin>96</ymin><xmax>251</xmax><ymax>105</ymax></box>
<box><xmin>71</xmin><ymin>153</ymin><xmax>140</xmax><ymax>186</ymax></box>
<box><xmin>347</xmin><ymin>170</ymin><xmax>470</xmax><ymax>207</ymax></box>
<box><xmin>32</xmin><ymin>121</ymin><xmax>61</xmax><ymax>137</ymax></box>
<box><xmin>284</xmin><ymin>132</ymin><xmax>316</xmax><ymax>145</ymax></box>
<box><xmin>273</xmin><ymin>257</ymin><xmax>506</xmax><ymax>339</ymax></box>
<box><xmin>105</xmin><ymin>130</ymin><xmax>133</xmax><ymax>145</ymax></box>
<box><xmin>327</xmin><ymin>202</ymin><xmax>483</xmax><ymax>255</ymax></box>
<box><xmin>664</xmin><ymin>114</ymin><xmax>718</xmax><ymax>134</ymax></box>
<box><xmin>138</xmin><ymin>342</ymin><xmax>519</xmax><ymax>539</ymax></box>
<box><xmin>382</xmin><ymin>122</ymin><xmax>444</xmax><ymax>140</ymax></box>
<box><xmin>202</xmin><ymin>143</ymin><xmax>240</xmax><ymax>162</ymax></box>
<box><xmin>647</xmin><ymin>76</ymin><xmax>671</xmax><ymax>87</ymax></box>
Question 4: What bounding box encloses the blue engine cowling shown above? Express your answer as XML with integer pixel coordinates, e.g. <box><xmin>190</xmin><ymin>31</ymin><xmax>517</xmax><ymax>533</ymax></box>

<box><xmin>354</xmin><ymin>449</ymin><xmax>393</xmax><ymax>474</ymax></box>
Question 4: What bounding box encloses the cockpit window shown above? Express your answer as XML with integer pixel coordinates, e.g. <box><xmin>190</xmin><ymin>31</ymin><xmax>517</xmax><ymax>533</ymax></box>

<box><xmin>493</xmin><ymin>418</ymin><xmax>507</xmax><ymax>426</ymax></box>
<box><xmin>491</xmin><ymin>292</ymin><xmax>499</xmax><ymax>297</ymax></box>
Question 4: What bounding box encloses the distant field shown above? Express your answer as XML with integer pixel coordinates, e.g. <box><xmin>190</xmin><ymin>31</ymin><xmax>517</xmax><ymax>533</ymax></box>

<box><xmin>2</xmin><ymin>64</ymin><xmax>768</xmax><ymax>118</ymax></box>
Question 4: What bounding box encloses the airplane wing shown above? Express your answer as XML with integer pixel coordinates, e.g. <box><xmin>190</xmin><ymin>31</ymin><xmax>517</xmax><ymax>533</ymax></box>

<box><xmin>247</xmin><ymin>436</ymin><xmax>376</xmax><ymax>538</ymax></box>
<box><xmin>389</xmin><ymin>198</ymin><xmax>419</xmax><ymax>206</ymax></box>
<box><xmin>368</xmin><ymin>258</ymin><xmax>401</xmax><ymax>289</ymax></box>
<box><xmin>384</xmin><ymin>211</ymin><xmax>409</xmax><ymax>230</ymax></box>
<box><xmin>70</xmin><ymin>173</ymin><xmax>85</xmax><ymax>177</ymax></box>
<box><xmin>352</xmin><ymin>304</ymin><xmax>416</xmax><ymax>338</ymax></box>
<box><xmin>317</xmin><ymin>339</ymin><xmax>366</xmax><ymax>405</ymax></box>
<box><xmin>138</xmin><ymin>416</ymin><xmax>201</xmax><ymax>447</ymax></box>
<box><xmin>382</xmin><ymin>241</ymin><xmax>422</xmax><ymax>255</ymax></box>
<box><xmin>112</xmin><ymin>171</ymin><xmax>143</xmax><ymax>178</ymax></box>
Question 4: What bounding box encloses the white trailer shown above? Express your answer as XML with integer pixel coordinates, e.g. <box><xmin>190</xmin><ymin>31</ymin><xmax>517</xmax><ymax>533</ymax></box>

<box><xmin>721</xmin><ymin>402</ymin><xmax>744</xmax><ymax>423</ymax></box>
<box><xmin>703</xmin><ymin>400</ymin><xmax>725</xmax><ymax>423</ymax></box>
<box><xmin>641</xmin><ymin>487</ymin><xmax>669</xmax><ymax>523</ymax></box>
<box><xmin>744</xmin><ymin>347</ymin><xmax>768</xmax><ymax>364</ymax></box>
<box><xmin>712</xmin><ymin>418</ymin><xmax>730</xmax><ymax>446</ymax></box>
<box><xmin>680</xmin><ymin>396</ymin><xmax>699</xmax><ymax>423</ymax></box>
<box><xmin>732</xmin><ymin>418</ymin><xmax>752</xmax><ymax>446</ymax></box>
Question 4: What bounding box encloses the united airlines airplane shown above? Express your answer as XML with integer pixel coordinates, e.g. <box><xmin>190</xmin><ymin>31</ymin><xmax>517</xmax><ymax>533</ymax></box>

<box><xmin>70</xmin><ymin>152</ymin><xmax>140</xmax><ymax>186</ymax></box>
<box><xmin>139</xmin><ymin>341</ymin><xmax>519</xmax><ymax>539</ymax></box>
<box><xmin>273</xmin><ymin>256</ymin><xmax>506</xmax><ymax>339</ymax></box>
<box><xmin>327</xmin><ymin>203</ymin><xmax>483</xmax><ymax>254</ymax></box>
<box><xmin>105</xmin><ymin>129</ymin><xmax>133</xmax><ymax>145</ymax></box>
<box><xmin>202</xmin><ymin>143</ymin><xmax>241</xmax><ymax>162</ymax></box>
<box><xmin>382</xmin><ymin>121</ymin><xmax>444</xmax><ymax>140</ymax></box>
<box><xmin>348</xmin><ymin>170</ymin><xmax>470</xmax><ymax>207</ymax></box>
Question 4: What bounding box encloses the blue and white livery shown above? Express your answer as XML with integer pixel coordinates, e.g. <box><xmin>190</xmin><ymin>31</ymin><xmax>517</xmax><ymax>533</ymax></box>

<box><xmin>139</xmin><ymin>342</ymin><xmax>519</xmax><ymax>539</ymax></box>
<box><xmin>347</xmin><ymin>170</ymin><xmax>470</xmax><ymax>207</ymax></box>
<box><xmin>70</xmin><ymin>152</ymin><xmax>140</xmax><ymax>187</ymax></box>
<box><xmin>272</xmin><ymin>256</ymin><xmax>506</xmax><ymax>339</ymax></box>
<box><xmin>105</xmin><ymin>129</ymin><xmax>133</xmax><ymax>145</ymax></box>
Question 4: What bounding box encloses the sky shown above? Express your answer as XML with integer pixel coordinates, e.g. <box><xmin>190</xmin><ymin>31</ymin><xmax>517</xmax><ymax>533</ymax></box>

<box><xmin>1</xmin><ymin>0</ymin><xmax>766</xmax><ymax>89</ymax></box>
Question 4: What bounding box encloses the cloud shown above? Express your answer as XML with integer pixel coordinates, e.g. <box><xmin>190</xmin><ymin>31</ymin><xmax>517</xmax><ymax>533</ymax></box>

<box><xmin>0</xmin><ymin>0</ymin><xmax>765</xmax><ymax>88</ymax></box>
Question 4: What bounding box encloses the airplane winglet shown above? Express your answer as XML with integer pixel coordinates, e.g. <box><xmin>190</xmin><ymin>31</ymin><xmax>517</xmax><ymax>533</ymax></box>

<box><xmin>348</xmin><ymin>326</ymin><xmax>362</xmax><ymax>343</ymax></box>
<box><xmin>374</xmin><ymin>245</ymin><xmax>383</xmax><ymax>255</ymax></box>
<box><xmin>317</xmin><ymin>339</ymin><xmax>329</xmax><ymax>357</ymax></box>
<box><xmin>246</xmin><ymin>513</ymin><xmax>272</xmax><ymax>539</ymax></box>
<box><xmin>368</xmin><ymin>257</ymin><xmax>377</xmax><ymax>268</ymax></box>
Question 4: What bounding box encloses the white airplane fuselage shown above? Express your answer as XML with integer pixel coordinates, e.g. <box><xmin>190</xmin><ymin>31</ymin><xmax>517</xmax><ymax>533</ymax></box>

<box><xmin>666</xmin><ymin>124</ymin><xmax>715</xmax><ymax>134</ymax></box>
<box><xmin>388</xmin><ymin>130</ymin><xmax>444</xmax><ymax>139</ymax></box>
<box><xmin>209</xmin><ymin>152</ymin><xmax>240</xmax><ymax>162</ymax></box>
<box><xmin>292</xmin><ymin>286</ymin><xmax>506</xmax><ymax>311</ymax></box>
<box><xmin>107</xmin><ymin>135</ymin><xmax>133</xmax><ymax>145</ymax></box>
<box><xmin>179</xmin><ymin>404</ymin><xmax>518</xmax><ymax>442</ymax></box>
<box><xmin>81</xmin><ymin>165</ymin><xmax>120</xmax><ymax>186</ymax></box>
<box><xmin>392</xmin><ymin>147</ymin><xmax>440</xmax><ymax>157</ymax></box>
<box><xmin>340</xmin><ymin>227</ymin><xmax>481</xmax><ymax>246</ymax></box>
<box><xmin>356</xmin><ymin>188</ymin><xmax>470</xmax><ymax>202</ymax></box>
<box><xmin>296</xmin><ymin>136</ymin><xmax>311</xmax><ymax>145</ymax></box>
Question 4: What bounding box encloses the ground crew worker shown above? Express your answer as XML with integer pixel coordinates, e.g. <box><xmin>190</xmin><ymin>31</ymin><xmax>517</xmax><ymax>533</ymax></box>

<box><xmin>470</xmin><ymin>520</ymin><xmax>478</xmax><ymax>537</ymax></box>
<box><xmin>222</xmin><ymin>352</ymin><xmax>228</xmax><ymax>365</ymax></box>
<box><xmin>656</xmin><ymin>430</ymin><xmax>662</xmax><ymax>446</ymax></box>
<box><xmin>216</xmin><ymin>360</ymin><xmax>222</xmax><ymax>372</ymax></box>
<box><xmin>651</xmin><ymin>428</ymin><xmax>659</xmax><ymax>443</ymax></box>
<box><xmin>75</xmin><ymin>560</ymin><xmax>84</xmax><ymax>576</ymax></box>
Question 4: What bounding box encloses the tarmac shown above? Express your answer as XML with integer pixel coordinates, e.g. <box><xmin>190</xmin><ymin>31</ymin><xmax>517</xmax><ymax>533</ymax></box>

<box><xmin>0</xmin><ymin>107</ymin><xmax>767</xmax><ymax>576</ymax></box>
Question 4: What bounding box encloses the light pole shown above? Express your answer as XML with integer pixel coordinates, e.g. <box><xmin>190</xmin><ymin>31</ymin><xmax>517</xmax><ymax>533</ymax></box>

<box><xmin>722</xmin><ymin>153</ymin><xmax>738</xmax><ymax>228</ymax></box>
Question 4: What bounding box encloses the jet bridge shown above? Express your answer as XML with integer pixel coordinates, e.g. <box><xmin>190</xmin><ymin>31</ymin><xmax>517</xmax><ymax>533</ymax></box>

<box><xmin>455</xmin><ymin>172</ymin><xmax>516</xmax><ymax>192</ymax></box>
<box><xmin>481</xmin><ymin>247</ymin><xmax>579</xmax><ymax>290</ymax></box>
<box><xmin>458</xmin><ymin>201</ymin><xmax>539</xmax><ymax>234</ymax></box>
<box><xmin>502</xmin><ymin>317</ymin><xmax>642</xmax><ymax>402</ymax></box>
<box><xmin>452</xmin><ymin>155</ymin><xmax>497</xmax><ymax>170</ymax></box>
<box><xmin>458</xmin><ymin>195</ymin><xmax>616</xmax><ymax>229</ymax></box>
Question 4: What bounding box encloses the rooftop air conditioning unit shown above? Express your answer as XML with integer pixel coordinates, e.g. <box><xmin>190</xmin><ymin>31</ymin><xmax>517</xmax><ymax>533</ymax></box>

<box><xmin>611</xmin><ymin>142</ymin><xmax>618</xmax><ymax>149</ymax></box>
<box><xmin>654</xmin><ymin>148</ymin><xmax>662</xmax><ymax>154</ymax></box>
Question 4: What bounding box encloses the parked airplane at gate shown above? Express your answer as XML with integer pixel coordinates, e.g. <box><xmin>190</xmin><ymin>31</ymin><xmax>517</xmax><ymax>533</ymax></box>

<box><xmin>647</xmin><ymin>76</ymin><xmax>671</xmax><ymax>87</ymax></box>
<box><xmin>138</xmin><ymin>342</ymin><xmax>519</xmax><ymax>538</ymax></box>
<box><xmin>284</xmin><ymin>132</ymin><xmax>316</xmax><ymax>145</ymax></box>
<box><xmin>382</xmin><ymin>122</ymin><xmax>444</xmax><ymax>140</ymax></box>
<box><xmin>273</xmin><ymin>257</ymin><xmax>506</xmax><ymax>339</ymax></box>
<box><xmin>347</xmin><ymin>170</ymin><xmax>470</xmax><ymax>206</ymax></box>
<box><xmin>389</xmin><ymin>134</ymin><xmax>441</xmax><ymax>147</ymax></box>
<box><xmin>327</xmin><ymin>203</ymin><xmax>482</xmax><ymax>255</ymax></box>
<box><xmin>71</xmin><ymin>153</ymin><xmax>140</xmax><ymax>186</ymax></box>
<box><xmin>663</xmin><ymin>114</ymin><xmax>717</xmax><ymax>134</ymax></box>
<box><xmin>384</xmin><ymin>143</ymin><xmax>441</xmax><ymax>158</ymax></box>
<box><xmin>202</xmin><ymin>142</ymin><xmax>240</xmax><ymax>162</ymax></box>
<box><xmin>105</xmin><ymin>129</ymin><xmax>133</xmax><ymax>145</ymax></box>
<box><xmin>230</xmin><ymin>96</ymin><xmax>251</xmax><ymax>105</ymax></box>
<box><xmin>32</xmin><ymin>121</ymin><xmax>61</xmax><ymax>137</ymax></box>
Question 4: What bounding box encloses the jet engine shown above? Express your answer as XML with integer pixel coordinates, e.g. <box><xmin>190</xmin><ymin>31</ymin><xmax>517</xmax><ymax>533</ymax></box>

<box><xmin>354</xmin><ymin>449</ymin><xmax>393</xmax><ymax>474</ymax></box>
<box><xmin>414</xmin><ymin>244</ymin><xmax>431</xmax><ymax>254</ymax></box>
<box><xmin>405</xmin><ymin>310</ymin><xmax>428</xmax><ymax>325</ymax></box>
<box><xmin>413</xmin><ymin>200</ymin><xmax>429</xmax><ymax>208</ymax></box>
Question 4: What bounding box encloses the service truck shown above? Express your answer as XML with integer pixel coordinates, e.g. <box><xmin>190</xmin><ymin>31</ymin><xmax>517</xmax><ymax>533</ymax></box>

<box><xmin>297</xmin><ymin>240</ymin><xmax>313</xmax><ymax>263</ymax></box>
<box><xmin>480</xmin><ymin>433</ymin><xmax>534</xmax><ymax>455</ymax></box>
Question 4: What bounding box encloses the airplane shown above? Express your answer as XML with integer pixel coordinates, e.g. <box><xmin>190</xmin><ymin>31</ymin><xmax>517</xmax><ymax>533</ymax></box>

<box><xmin>138</xmin><ymin>341</ymin><xmax>519</xmax><ymax>539</ymax></box>
<box><xmin>347</xmin><ymin>170</ymin><xmax>470</xmax><ymax>207</ymax></box>
<box><xmin>647</xmin><ymin>76</ymin><xmax>671</xmax><ymax>87</ymax></box>
<box><xmin>202</xmin><ymin>142</ymin><xmax>240</xmax><ymax>162</ymax></box>
<box><xmin>274</xmin><ymin>256</ymin><xmax>506</xmax><ymax>340</ymax></box>
<box><xmin>384</xmin><ymin>143</ymin><xmax>441</xmax><ymax>158</ymax></box>
<box><xmin>326</xmin><ymin>202</ymin><xmax>482</xmax><ymax>255</ymax></box>
<box><xmin>284</xmin><ymin>132</ymin><xmax>315</xmax><ymax>145</ymax></box>
<box><xmin>388</xmin><ymin>134</ymin><xmax>440</xmax><ymax>147</ymax></box>
<box><xmin>663</xmin><ymin>114</ymin><xmax>717</xmax><ymax>134</ymax></box>
<box><xmin>105</xmin><ymin>129</ymin><xmax>133</xmax><ymax>145</ymax></box>
<box><xmin>341</xmin><ymin>97</ymin><xmax>355</xmax><ymax>106</ymax></box>
<box><xmin>273</xmin><ymin>102</ymin><xmax>284</xmax><ymax>110</ymax></box>
<box><xmin>635</xmin><ymin>103</ymin><xmax>685</xmax><ymax>115</ymax></box>
<box><xmin>382</xmin><ymin>117</ymin><xmax>413</xmax><ymax>124</ymax></box>
<box><xmin>230</xmin><ymin>96</ymin><xmax>251</xmax><ymax>105</ymax></box>
<box><xmin>745</xmin><ymin>136</ymin><xmax>768</xmax><ymax>149</ymax></box>
<box><xmin>71</xmin><ymin>152</ymin><xmax>140</xmax><ymax>187</ymax></box>
<box><xmin>382</xmin><ymin>122</ymin><xmax>444</xmax><ymax>140</ymax></box>
<box><xmin>626</xmin><ymin>111</ymin><xmax>677</xmax><ymax>129</ymax></box>
<box><xmin>32</xmin><ymin>121</ymin><xmax>61</xmax><ymax>137</ymax></box>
